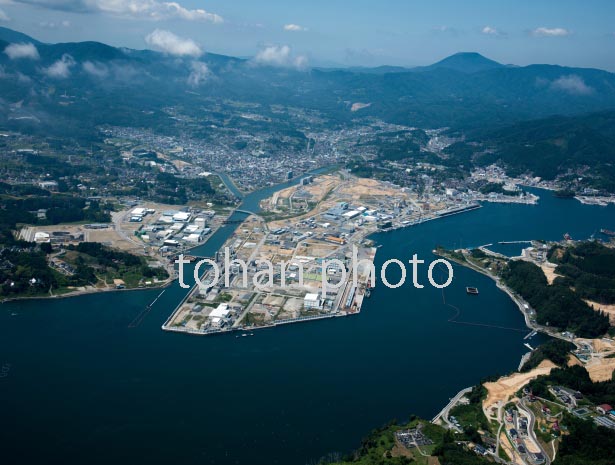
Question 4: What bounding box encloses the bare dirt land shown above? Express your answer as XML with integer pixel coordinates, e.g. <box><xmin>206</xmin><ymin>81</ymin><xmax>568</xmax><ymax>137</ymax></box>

<box><xmin>585</xmin><ymin>357</ymin><xmax>615</xmax><ymax>382</ymax></box>
<box><xmin>483</xmin><ymin>360</ymin><xmax>556</xmax><ymax>416</ymax></box>
<box><xmin>540</xmin><ymin>263</ymin><xmax>562</xmax><ymax>285</ymax></box>
<box><xmin>342</xmin><ymin>176</ymin><xmax>402</xmax><ymax>199</ymax></box>
<box><xmin>499</xmin><ymin>431</ymin><xmax>523</xmax><ymax>465</ymax></box>
<box><xmin>265</xmin><ymin>174</ymin><xmax>339</xmax><ymax>212</ymax></box>
<box><xmin>567</xmin><ymin>354</ymin><xmax>582</xmax><ymax>367</ymax></box>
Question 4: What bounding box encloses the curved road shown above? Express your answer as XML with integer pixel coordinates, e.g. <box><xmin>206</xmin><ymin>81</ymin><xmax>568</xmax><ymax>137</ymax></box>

<box><xmin>431</xmin><ymin>386</ymin><xmax>473</xmax><ymax>431</ymax></box>
<box><xmin>519</xmin><ymin>397</ymin><xmax>551</xmax><ymax>465</ymax></box>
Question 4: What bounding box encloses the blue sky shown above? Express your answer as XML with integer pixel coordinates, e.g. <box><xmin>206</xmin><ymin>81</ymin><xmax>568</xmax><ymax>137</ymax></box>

<box><xmin>1</xmin><ymin>0</ymin><xmax>614</xmax><ymax>70</ymax></box>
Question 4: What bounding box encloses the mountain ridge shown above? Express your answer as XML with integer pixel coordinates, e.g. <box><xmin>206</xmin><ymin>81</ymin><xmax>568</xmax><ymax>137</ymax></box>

<box><xmin>2</xmin><ymin>26</ymin><xmax>615</xmax><ymax>136</ymax></box>
<box><xmin>2</xmin><ymin>27</ymin><xmax>614</xmax><ymax>75</ymax></box>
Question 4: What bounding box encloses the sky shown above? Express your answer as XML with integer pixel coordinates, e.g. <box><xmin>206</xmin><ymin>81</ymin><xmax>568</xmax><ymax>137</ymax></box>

<box><xmin>1</xmin><ymin>0</ymin><xmax>614</xmax><ymax>70</ymax></box>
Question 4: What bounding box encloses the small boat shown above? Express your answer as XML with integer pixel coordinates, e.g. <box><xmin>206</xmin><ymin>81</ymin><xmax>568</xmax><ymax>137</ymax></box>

<box><xmin>365</xmin><ymin>289</ymin><xmax>371</xmax><ymax>298</ymax></box>
<box><xmin>600</xmin><ymin>228</ymin><xmax>615</xmax><ymax>236</ymax></box>
<box><xmin>563</xmin><ymin>233</ymin><xmax>572</xmax><ymax>241</ymax></box>
<box><xmin>466</xmin><ymin>287</ymin><xmax>479</xmax><ymax>295</ymax></box>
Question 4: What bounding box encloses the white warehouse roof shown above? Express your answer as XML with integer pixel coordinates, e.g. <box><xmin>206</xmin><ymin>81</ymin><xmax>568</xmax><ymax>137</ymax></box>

<box><xmin>173</xmin><ymin>212</ymin><xmax>191</xmax><ymax>222</ymax></box>
<box><xmin>210</xmin><ymin>304</ymin><xmax>230</xmax><ymax>318</ymax></box>
<box><xmin>342</xmin><ymin>210</ymin><xmax>361</xmax><ymax>219</ymax></box>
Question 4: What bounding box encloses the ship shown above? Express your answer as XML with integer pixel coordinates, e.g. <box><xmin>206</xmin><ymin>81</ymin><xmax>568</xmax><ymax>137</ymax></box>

<box><xmin>600</xmin><ymin>228</ymin><xmax>615</xmax><ymax>237</ymax></box>
<box><xmin>466</xmin><ymin>287</ymin><xmax>479</xmax><ymax>295</ymax></box>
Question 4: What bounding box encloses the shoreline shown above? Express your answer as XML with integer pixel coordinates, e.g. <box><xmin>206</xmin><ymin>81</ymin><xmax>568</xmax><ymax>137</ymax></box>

<box><xmin>434</xmin><ymin>249</ymin><xmax>581</xmax><ymax>349</ymax></box>
<box><xmin>161</xmin><ymin>240</ymin><xmax>378</xmax><ymax>336</ymax></box>
<box><xmin>2</xmin><ymin>182</ymin><xmax>541</xmax><ymax>305</ymax></box>
<box><xmin>1</xmin><ymin>278</ymin><xmax>174</xmax><ymax>304</ymax></box>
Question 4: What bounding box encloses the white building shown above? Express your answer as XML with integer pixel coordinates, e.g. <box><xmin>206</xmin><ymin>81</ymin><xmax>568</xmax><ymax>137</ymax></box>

<box><xmin>210</xmin><ymin>304</ymin><xmax>231</xmax><ymax>319</ymax></box>
<box><xmin>34</xmin><ymin>231</ymin><xmax>50</xmax><ymax>243</ymax></box>
<box><xmin>131</xmin><ymin>207</ymin><xmax>146</xmax><ymax>216</ymax></box>
<box><xmin>172</xmin><ymin>212</ymin><xmax>191</xmax><ymax>222</ymax></box>
<box><xmin>342</xmin><ymin>210</ymin><xmax>361</xmax><ymax>220</ymax></box>
<box><xmin>304</xmin><ymin>293</ymin><xmax>322</xmax><ymax>310</ymax></box>
<box><xmin>183</xmin><ymin>233</ymin><xmax>202</xmax><ymax>243</ymax></box>
<box><xmin>39</xmin><ymin>181</ymin><xmax>58</xmax><ymax>191</ymax></box>
<box><xmin>209</xmin><ymin>304</ymin><xmax>231</xmax><ymax>327</ymax></box>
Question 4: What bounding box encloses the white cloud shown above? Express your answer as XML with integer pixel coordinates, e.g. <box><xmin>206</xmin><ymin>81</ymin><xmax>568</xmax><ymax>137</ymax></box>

<box><xmin>39</xmin><ymin>20</ymin><xmax>71</xmax><ymax>28</ymax></box>
<box><xmin>187</xmin><ymin>61</ymin><xmax>210</xmax><ymax>86</ymax></box>
<box><xmin>253</xmin><ymin>45</ymin><xmax>308</xmax><ymax>70</ymax></box>
<box><xmin>4</xmin><ymin>42</ymin><xmax>40</xmax><ymax>60</ymax></box>
<box><xmin>0</xmin><ymin>8</ymin><xmax>9</xmax><ymax>21</ymax></box>
<box><xmin>481</xmin><ymin>26</ymin><xmax>499</xmax><ymax>35</ymax></box>
<box><xmin>43</xmin><ymin>54</ymin><xmax>75</xmax><ymax>78</ymax></box>
<box><xmin>82</xmin><ymin>60</ymin><xmax>109</xmax><ymax>78</ymax></box>
<box><xmin>431</xmin><ymin>25</ymin><xmax>461</xmax><ymax>37</ymax></box>
<box><xmin>14</xmin><ymin>0</ymin><xmax>223</xmax><ymax>23</ymax></box>
<box><xmin>162</xmin><ymin>2</ymin><xmax>222</xmax><ymax>22</ymax></box>
<box><xmin>283</xmin><ymin>24</ymin><xmax>307</xmax><ymax>32</ymax></box>
<box><xmin>145</xmin><ymin>29</ymin><xmax>202</xmax><ymax>57</ymax></box>
<box><xmin>16</xmin><ymin>72</ymin><xmax>32</xmax><ymax>84</ymax></box>
<box><xmin>532</xmin><ymin>27</ymin><xmax>570</xmax><ymax>37</ymax></box>
<box><xmin>293</xmin><ymin>55</ymin><xmax>308</xmax><ymax>69</ymax></box>
<box><xmin>550</xmin><ymin>75</ymin><xmax>593</xmax><ymax>95</ymax></box>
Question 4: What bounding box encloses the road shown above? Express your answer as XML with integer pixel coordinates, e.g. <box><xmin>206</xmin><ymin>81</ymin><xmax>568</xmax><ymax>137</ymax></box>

<box><xmin>111</xmin><ymin>210</ymin><xmax>145</xmax><ymax>249</ymax></box>
<box><xmin>431</xmin><ymin>386</ymin><xmax>473</xmax><ymax>431</ymax></box>
<box><xmin>519</xmin><ymin>397</ymin><xmax>551</xmax><ymax>465</ymax></box>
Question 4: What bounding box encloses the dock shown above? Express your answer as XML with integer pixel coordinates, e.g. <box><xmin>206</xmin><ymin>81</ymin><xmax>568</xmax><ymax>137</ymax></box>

<box><xmin>524</xmin><ymin>330</ymin><xmax>537</xmax><ymax>340</ymax></box>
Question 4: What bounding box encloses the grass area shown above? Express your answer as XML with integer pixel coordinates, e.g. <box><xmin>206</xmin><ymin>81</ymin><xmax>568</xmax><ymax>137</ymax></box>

<box><xmin>536</xmin><ymin>426</ymin><xmax>554</xmax><ymax>444</ymax></box>
<box><xmin>328</xmin><ymin>419</ymin><xmax>425</xmax><ymax>465</ymax></box>
<box><xmin>450</xmin><ymin>403</ymin><xmax>490</xmax><ymax>431</ymax></box>
<box><xmin>326</xmin><ymin>419</ymin><xmax>492</xmax><ymax>465</ymax></box>
<box><xmin>215</xmin><ymin>292</ymin><xmax>233</xmax><ymax>303</ymax></box>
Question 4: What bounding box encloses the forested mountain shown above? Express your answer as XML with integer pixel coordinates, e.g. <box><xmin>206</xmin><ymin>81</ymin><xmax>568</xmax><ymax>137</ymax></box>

<box><xmin>444</xmin><ymin>110</ymin><xmax>615</xmax><ymax>190</ymax></box>
<box><xmin>2</xmin><ymin>27</ymin><xmax>615</xmax><ymax>139</ymax></box>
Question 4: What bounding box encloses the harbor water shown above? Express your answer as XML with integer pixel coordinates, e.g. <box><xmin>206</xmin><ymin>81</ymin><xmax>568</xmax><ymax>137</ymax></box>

<box><xmin>1</xmin><ymin>186</ymin><xmax>614</xmax><ymax>465</ymax></box>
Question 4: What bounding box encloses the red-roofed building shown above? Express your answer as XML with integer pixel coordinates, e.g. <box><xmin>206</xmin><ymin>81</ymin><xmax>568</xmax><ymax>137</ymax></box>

<box><xmin>597</xmin><ymin>404</ymin><xmax>613</xmax><ymax>415</ymax></box>
<box><xmin>552</xmin><ymin>421</ymin><xmax>560</xmax><ymax>431</ymax></box>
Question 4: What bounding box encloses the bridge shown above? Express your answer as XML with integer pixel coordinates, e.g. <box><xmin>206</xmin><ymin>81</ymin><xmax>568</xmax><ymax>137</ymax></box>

<box><xmin>234</xmin><ymin>209</ymin><xmax>256</xmax><ymax>216</ymax></box>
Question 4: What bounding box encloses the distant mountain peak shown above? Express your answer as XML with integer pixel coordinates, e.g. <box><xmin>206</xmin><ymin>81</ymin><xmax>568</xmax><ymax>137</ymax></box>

<box><xmin>426</xmin><ymin>52</ymin><xmax>504</xmax><ymax>73</ymax></box>
<box><xmin>0</xmin><ymin>26</ymin><xmax>42</xmax><ymax>46</ymax></box>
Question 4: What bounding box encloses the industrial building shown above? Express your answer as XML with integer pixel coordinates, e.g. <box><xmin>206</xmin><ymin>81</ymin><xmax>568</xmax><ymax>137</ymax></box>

<box><xmin>304</xmin><ymin>293</ymin><xmax>322</xmax><ymax>310</ymax></box>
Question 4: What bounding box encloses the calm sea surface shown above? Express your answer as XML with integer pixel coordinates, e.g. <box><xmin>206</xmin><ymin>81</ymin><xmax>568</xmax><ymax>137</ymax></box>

<box><xmin>1</xmin><ymin>185</ymin><xmax>614</xmax><ymax>465</ymax></box>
